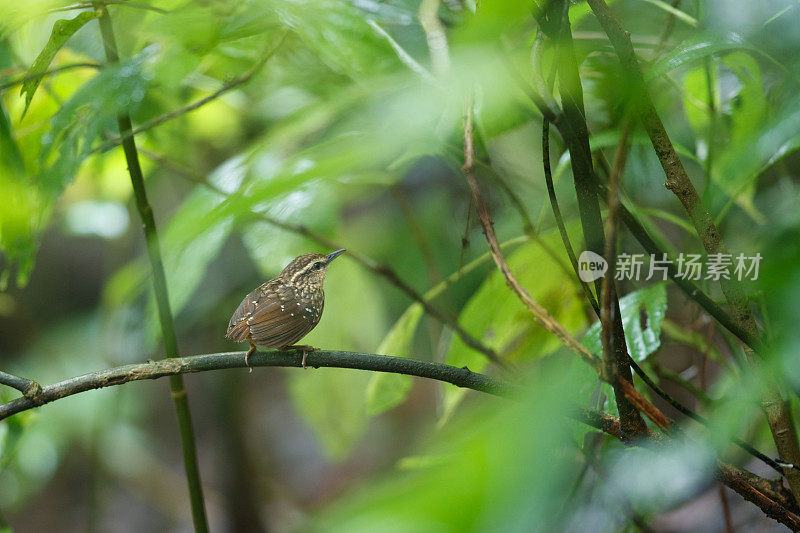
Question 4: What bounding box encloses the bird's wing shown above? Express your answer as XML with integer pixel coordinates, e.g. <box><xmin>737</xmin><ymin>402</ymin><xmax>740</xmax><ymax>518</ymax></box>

<box><xmin>247</xmin><ymin>283</ymin><xmax>320</xmax><ymax>348</ymax></box>
<box><xmin>226</xmin><ymin>281</ymin><xmax>271</xmax><ymax>341</ymax></box>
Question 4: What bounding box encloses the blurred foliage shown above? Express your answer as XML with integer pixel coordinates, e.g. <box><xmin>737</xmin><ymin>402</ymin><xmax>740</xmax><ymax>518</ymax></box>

<box><xmin>0</xmin><ymin>0</ymin><xmax>799</xmax><ymax>530</ymax></box>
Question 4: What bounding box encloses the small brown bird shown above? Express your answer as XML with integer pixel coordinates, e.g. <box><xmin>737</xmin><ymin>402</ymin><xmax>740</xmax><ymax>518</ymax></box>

<box><xmin>226</xmin><ymin>249</ymin><xmax>345</xmax><ymax>369</ymax></box>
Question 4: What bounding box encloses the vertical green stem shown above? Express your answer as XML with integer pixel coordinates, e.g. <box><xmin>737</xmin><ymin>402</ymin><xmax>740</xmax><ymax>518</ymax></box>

<box><xmin>698</xmin><ymin>0</ymin><xmax>717</xmax><ymax>201</ymax></box>
<box><xmin>92</xmin><ymin>4</ymin><xmax>209</xmax><ymax>531</ymax></box>
<box><xmin>541</xmin><ymin>0</ymin><xmax>648</xmax><ymax>439</ymax></box>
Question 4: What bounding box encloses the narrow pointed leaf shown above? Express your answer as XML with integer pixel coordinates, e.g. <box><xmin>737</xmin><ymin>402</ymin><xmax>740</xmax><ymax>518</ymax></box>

<box><xmin>20</xmin><ymin>11</ymin><xmax>97</xmax><ymax>118</ymax></box>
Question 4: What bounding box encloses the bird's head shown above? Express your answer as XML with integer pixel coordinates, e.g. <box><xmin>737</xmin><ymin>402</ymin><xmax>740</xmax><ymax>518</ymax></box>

<box><xmin>281</xmin><ymin>249</ymin><xmax>346</xmax><ymax>288</ymax></box>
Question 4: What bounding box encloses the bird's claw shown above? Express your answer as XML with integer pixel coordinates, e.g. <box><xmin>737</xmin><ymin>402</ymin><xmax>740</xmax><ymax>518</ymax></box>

<box><xmin>245</xmin><ymin>342</ymin><xmax>256</xmax><ymax>374</ymax></box>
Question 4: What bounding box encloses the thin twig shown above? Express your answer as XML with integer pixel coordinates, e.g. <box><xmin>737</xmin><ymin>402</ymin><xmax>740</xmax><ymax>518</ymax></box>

<box><xmin>48</xmin><ymin>1</ymin><xmax>167</xmax><ymax>14</ymax></box>
<box><xmin>92</xmin><ymin>4</ymin><xmax>208</xmax><ymax>531</ymax></box>
<box><xmin>650</xmin><ymin>363</ymin><xmax>711</xmax><ymax>404</ymax></box>
<box><xmin>0</xmin><ymin>371</ymin><xmax>42</xmax><ymax>401</ymax></box>
<box><xmin>462</xmin><ymin>96</ymin><xmax>600</xmax><ymax>370</ymax></box>
<box><xmin>542</xmin><ymin>121</ymin><xmax>600</xmax><ymax>314</ymax></box>
<box><xmin>600</xmin><ymin>119</ymin><xmax>632</xmax><ymax>384</ymax></box>
<box><xmin>0</xmin><ymin>62</ymin><xmax>102</xmax><ymax>92</ymax></box>
<box><xmin>391</xmin><ymin>184</ymin><xmax>444</xmax><ymax>287</ymax></box>
<box><xmin>719</xmin><ymin>482</ymin><xmax>735</xmax><ymax>533</ymax></box>
<box><xmin>139</xmin><ymin>149</ymin><xmax>509</xmax><ymax>368</ymax></box>
<box><xmin>447</xmin><ymin>140</ymin><xmax>575</xmax><ymax>280</ymax></box>
<box><xmin>91</xmin><ymin>33</ymin><xmax>287</xmax><ymax>156</ymax></box>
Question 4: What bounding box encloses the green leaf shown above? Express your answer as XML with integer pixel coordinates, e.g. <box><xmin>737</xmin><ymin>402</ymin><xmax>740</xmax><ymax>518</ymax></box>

<box><xmin>582</xmin><ymin>284</ymin><xmax>668</xmax><ymax>362</ymax></box>
<box><xmin>313</xmin><ymin>363</ymin><xmax>591</xmax><ymax>532</ymax></box>
<box><xmin>441</xmin><ymin>236</ymin><xmax>585</xmax><ymax>419</ymax></box>
<box><xmin>19</xmin><ymin>12</ymin><xmax>96</xmax><ymax>118</ymax></box>
<box><xmin>0</xmin><ymin>408</ymin><xmax>27</xmax><ymax>471</ymax></box>
<box><xmin>288</xmin><ymin>369</ymin><xmax>371</xmax><ymax>461</ymax></box>
<box><xmin>365</xmin><ymin>303</ymin><xmax>424</xmax><ymax>415</ymax></box>
<box><xmin>647</xmin><ymin>31</ymin><xmax>785</xmax><ymax>83</ymax></box>
<box><xmin>40</xmin><ymin>47</ymin><xmax>154</xmax><ymax>198</ymax></box>
<box><xmin>0</xmin><ymin>102</ymin><xmax>39</xmax><ymax>288</ymax></box>
<box><xmin>0</xmin><ymin>102</ymin><xmax>23</xmax><ymax>172</ymax></box>
<box><xmin>160</xmin><ymin>188</ymin><xmax>235</xmax><ymax>315</ymax></box>
<box><xmin>269</xmin><ymin>0</ymin><xmax>394</xmax><ymax>77</ymax></box>
<box><xmin>712</xmin><ymin>55</ymin><xmax>800</xmax><ymax>223</ymax></box>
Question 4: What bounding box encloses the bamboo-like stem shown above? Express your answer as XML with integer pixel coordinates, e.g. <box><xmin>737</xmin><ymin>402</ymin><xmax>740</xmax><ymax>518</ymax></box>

<box><xmin>92</xmin><ymin>4</ymin><xmax>208</xmax><ymax>531</ymax></box>
<box><xmin>539</xmin><ymin>0</ymin><xmax>647</xmax><ymax>439</ymax></box>
<box><xmin>586</xmin><ymin>0</ymin><xmax>800</xmax><ymax>503</ymax></box>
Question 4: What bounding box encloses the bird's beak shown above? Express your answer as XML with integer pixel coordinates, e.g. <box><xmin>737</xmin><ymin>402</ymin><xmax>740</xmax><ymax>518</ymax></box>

<box><xmin>326</xmin><ymin>249</ymin><xmax>346</xmax><ymax>263</ymax></box>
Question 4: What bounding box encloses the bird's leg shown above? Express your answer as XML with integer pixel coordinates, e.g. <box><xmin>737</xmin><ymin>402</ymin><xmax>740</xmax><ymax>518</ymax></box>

<box><xmin>245</xmin><ymin>340</ymin><xmax>257</xmax><ymax>373</ymax></box>
<box><xmin>282</xmin><ymin>345</ymin><xmax>317</xmax><ymax>369</ymax></box>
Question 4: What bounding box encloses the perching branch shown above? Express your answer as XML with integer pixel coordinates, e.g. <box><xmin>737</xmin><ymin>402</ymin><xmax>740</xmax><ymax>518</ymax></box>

<box><xmin>139</xmin><ymin>149</ymin><xmax>508</xmax><ymax>369</ymax></box>
<box><xmin>93</xmin><ymin>4</ymin><xmax>208</xmax><ymax>531</ymax></box>
<box><xmin>4</xmin><ymin>351</ymin><xmax>797</xmax><ymax>527</ymax></box>
<box><xmin>586</xmin><ymin>0</ymin><xmax>800</xmax><ymax>504</ymax></box>
<box><xmin>0</xmin><ymin>351</ymin><xmax>522</xmax><ymax>421</ymax></box>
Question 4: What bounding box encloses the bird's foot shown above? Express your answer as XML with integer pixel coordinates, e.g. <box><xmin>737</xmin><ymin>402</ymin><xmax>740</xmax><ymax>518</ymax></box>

<box><xmin>283</xmin><ymin>345</ymin><xmax>317</xmax><ymax>369</ymax></box>
<box><xmin>245</xmin><ymin>342</ymin><xmax>257</xmax><ymax>373</ymax></box>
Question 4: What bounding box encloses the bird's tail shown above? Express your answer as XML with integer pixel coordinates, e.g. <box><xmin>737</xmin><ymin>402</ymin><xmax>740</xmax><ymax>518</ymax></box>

<box><xmin>226</xmin><ymin>320</ymin><xmax>250</xmax><ymax>342</ymax></box>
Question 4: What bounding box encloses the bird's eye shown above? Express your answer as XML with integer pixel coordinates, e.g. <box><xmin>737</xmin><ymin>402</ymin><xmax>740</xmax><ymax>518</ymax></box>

<box><xmin>313</xmin><ymin>261</ymin><xmax>324</xmax><ymax>270</ymax></box>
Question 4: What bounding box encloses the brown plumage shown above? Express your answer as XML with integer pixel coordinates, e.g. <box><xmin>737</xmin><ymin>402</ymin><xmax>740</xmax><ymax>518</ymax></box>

<box><xmin>226</xmin><ymin>249</ymin><xmax>345</xmax><ymax>369</ymax></box>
